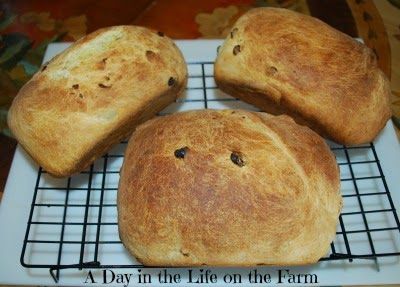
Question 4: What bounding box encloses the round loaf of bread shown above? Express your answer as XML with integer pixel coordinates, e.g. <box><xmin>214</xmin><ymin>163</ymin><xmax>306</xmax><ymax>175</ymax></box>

<box><xmin>118</xmin><ymin>109</ymin><xmax>342</xmax><ymax>266</ymax></box>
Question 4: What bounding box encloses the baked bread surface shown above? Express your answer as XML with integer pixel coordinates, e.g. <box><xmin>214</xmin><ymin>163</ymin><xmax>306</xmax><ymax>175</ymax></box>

<box><xmin>118</xmin><ymin>109</ymin><xmax>342</xmax><ymax>266</ymax></box>
<box><xmin>8</xmin><ymin>25</ymin><xmax>187</xmax><ymax>177</ymax></box>
<box><xmin>214</xmin><ymin>8</ymin><xmax>391</xmax><ymax>145</ymax></box>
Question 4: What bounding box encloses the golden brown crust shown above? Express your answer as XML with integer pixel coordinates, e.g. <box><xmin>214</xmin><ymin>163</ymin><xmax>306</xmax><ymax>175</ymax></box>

<box><xmin>214</xmin><ymin>8</ymin><xmax>391</xmax><ymax>145</ymax></box>
<box><xmin>118</xmin><ymin>109</ymin><xmax>342</xmax><ymax>266</ymax></box>
<box><xmin>7</xmin><ymin>25</ymin><xmax>187</xmax><ymax>177</ymax></box>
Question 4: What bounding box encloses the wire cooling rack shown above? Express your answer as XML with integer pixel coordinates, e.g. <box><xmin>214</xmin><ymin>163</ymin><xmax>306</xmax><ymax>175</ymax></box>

<box><xmin>20</xmin><ymin>61</ymin><xmax>400</xmax><ymax>282</ymax></box>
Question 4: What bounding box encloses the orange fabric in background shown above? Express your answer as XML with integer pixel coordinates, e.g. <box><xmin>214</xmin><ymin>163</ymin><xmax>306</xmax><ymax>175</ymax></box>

<box><xmin>134</xmin><ymin>0</ymin><xmax>254</xmax><ymax>38</ymax></box>
<box><xmin>1</xmin><ymin>0</ymin><xmax>258</xmax><ymax>42</ymax></box>
<box><xmin>1</xmin><ymin>0</ymin><xmax>152</xmax><ymax>45</ymax></box>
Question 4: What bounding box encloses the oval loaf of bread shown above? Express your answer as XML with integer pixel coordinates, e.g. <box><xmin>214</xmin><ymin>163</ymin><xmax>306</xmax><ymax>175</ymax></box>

<box><xmin>118</xmin><ymin>109</ymin><xmax>342</xmax><ymax>266</ymax></box>
<box><xmin>8</xmin><ymin>26</ymin><xmax>187</xmax><ymax>177</ymax></box>
<box><xmin>214</xmin><ymin>8</ymin><xmax>391</xmax><ymax>145</ymax></box>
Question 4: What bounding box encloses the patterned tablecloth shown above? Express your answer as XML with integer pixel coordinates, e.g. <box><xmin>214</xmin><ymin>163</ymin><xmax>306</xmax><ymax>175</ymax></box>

<box><xmin>0</xmin><ymin>0</ymin><xmax>399</xmax><ymax>197</ymax></box>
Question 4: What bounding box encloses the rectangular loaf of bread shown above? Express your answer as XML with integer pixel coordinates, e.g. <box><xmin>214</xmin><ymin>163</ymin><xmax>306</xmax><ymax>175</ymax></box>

<box><xmin>118</xmin><ymin>109</ymin><xmax>342</xmax><ymax>266</ymax></box>
<box><xmin>8</xmin><ymin>26</ymin><xmax>187</xmax><ymax>177</ymax></box>
<box><xmin>215</xmin><ymin>8</ymin><xmax>391</xmax><ymax>145</ymax></box>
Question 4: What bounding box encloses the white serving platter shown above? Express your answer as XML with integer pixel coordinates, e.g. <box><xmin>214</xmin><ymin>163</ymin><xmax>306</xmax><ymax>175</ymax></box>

<box><xmin>0</xmin><ymin>40</ymin><xmax>400</xmax><ymax>286</ymax></box>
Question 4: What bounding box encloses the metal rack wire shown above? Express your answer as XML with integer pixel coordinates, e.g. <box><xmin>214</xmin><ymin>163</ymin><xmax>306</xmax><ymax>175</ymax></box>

<box><xmin>20</xmin><ymin>61</ymin><xmax>400</xmax><ymax>282</ymax></box>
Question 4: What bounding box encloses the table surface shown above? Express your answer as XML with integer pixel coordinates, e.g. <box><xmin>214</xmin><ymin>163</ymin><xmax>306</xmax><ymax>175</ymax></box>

<box><xmin>0</xmin><ymin>40</ymin><xmax>400</xmax><ymax>287</ymax></box>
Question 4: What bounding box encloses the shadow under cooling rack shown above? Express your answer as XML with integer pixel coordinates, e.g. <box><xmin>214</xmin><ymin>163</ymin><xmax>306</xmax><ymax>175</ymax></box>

<box><xmin>20</xmin><ymin>61</ymin><xmax>400</xmax><ymax>283</ymax></box>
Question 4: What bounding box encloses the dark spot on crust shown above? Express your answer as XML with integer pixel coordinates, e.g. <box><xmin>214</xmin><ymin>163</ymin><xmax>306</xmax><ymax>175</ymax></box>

<box><xmin>72</xmin><ymin>84</ymin><xmax>79</xmax><ymax>89</ymax></box>
<box><xmin>41</xmin><ymin>65</ymin><xmax>47</xmax><ymax>71</ymax></box>
<box><xmin>180</xmin><ymin>249</ymin><xmax>189</xmax><ymax>257</ymax></box>
<box><xmin>233</xmin><ymin>45</ymin><xmax>241</xmax><ymax>55</ymax></box>
<box><xmin>146</xmin><ymin>50</ymin><xmax>157</xmax><ymax>61</ymax></box>
<box><xmin>168</xmin><ymin>77</ymin><xmax>176</xmax><ymax>86</ymax></box>
<box><xmin>79</xmin><ymin>93</ymin><xmax>83</xmax><ymax>98</ymax></box>
<box><xmin>230</xmin><ymin>27</ymin><xmax>238</xmax><ymax>38</ymax></box>
<box><xmin>231</xmin><ymin>151</ymin><xmax>245</xmax><ymax>167</ymax></box>
<box><xmin>98</xmin><ymin>83</ymin><xmax>111</xmax><ymax>88</ymax></box>
<box><xmin>97</xmin><ymin>58</ymin><xmax>107</xmax><ymax>70</ymax></box>
<box><xmin>104</xmin><ymin>76</ymin><xmax>110</xmax><ymax>81</ymax></box>
<box><xmin>174</xmin><ymin>147</ymin><xmax>188</xmax><ymax>159</ymax></box>
<box><xmin>157</xmin><ymin>31</ymin><xmax>164</xmax><ymax>37</ymax></box>
<box><xmin>266</xmin><ymin>66</ymin><xmax>278</xmax><ymax>76</ymax></box>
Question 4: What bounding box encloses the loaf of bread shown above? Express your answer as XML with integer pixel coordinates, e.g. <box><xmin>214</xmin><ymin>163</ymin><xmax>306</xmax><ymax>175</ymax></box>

<box><xmin>118</xmin><ymin>109</ymin><xmax>342</xmax><ymax>266</ymax></box>
<box><xmin>8</xmin><ymin>26</ymin><xmax>187</xmax><ymax>177</ymax></box>
<box><xmin>214</xmin><ymin>8</ymin><xmax>391</xmax><ymax>145</ymax></box>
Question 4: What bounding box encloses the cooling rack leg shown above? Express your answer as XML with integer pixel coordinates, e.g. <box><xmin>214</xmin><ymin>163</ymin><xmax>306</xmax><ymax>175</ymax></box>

<box><xmin>49</xmin><ymin>267</ymin><xmax>59</xmax><ymax>283</ymax></box>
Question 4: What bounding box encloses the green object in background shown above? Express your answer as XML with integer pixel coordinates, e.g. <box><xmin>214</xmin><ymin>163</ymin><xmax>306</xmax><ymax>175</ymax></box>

<box><xmin>0</xmin><ymin>12</ymin><xmax>15</xmax><ymax>30</ymax></box>
<box><xmin>0</xmin><ymin>7</ymin><xmax>64</xmax><ymax>137</ymax></box>
<box><xmin>0</xmin><ymin>33</ymin><xmax>33</xmax><ymax>70</ymax></box>
<box><xmin>0</xmin><ymin>108</ymin><xmax>11</xmax><ymax>137</ymax></box>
